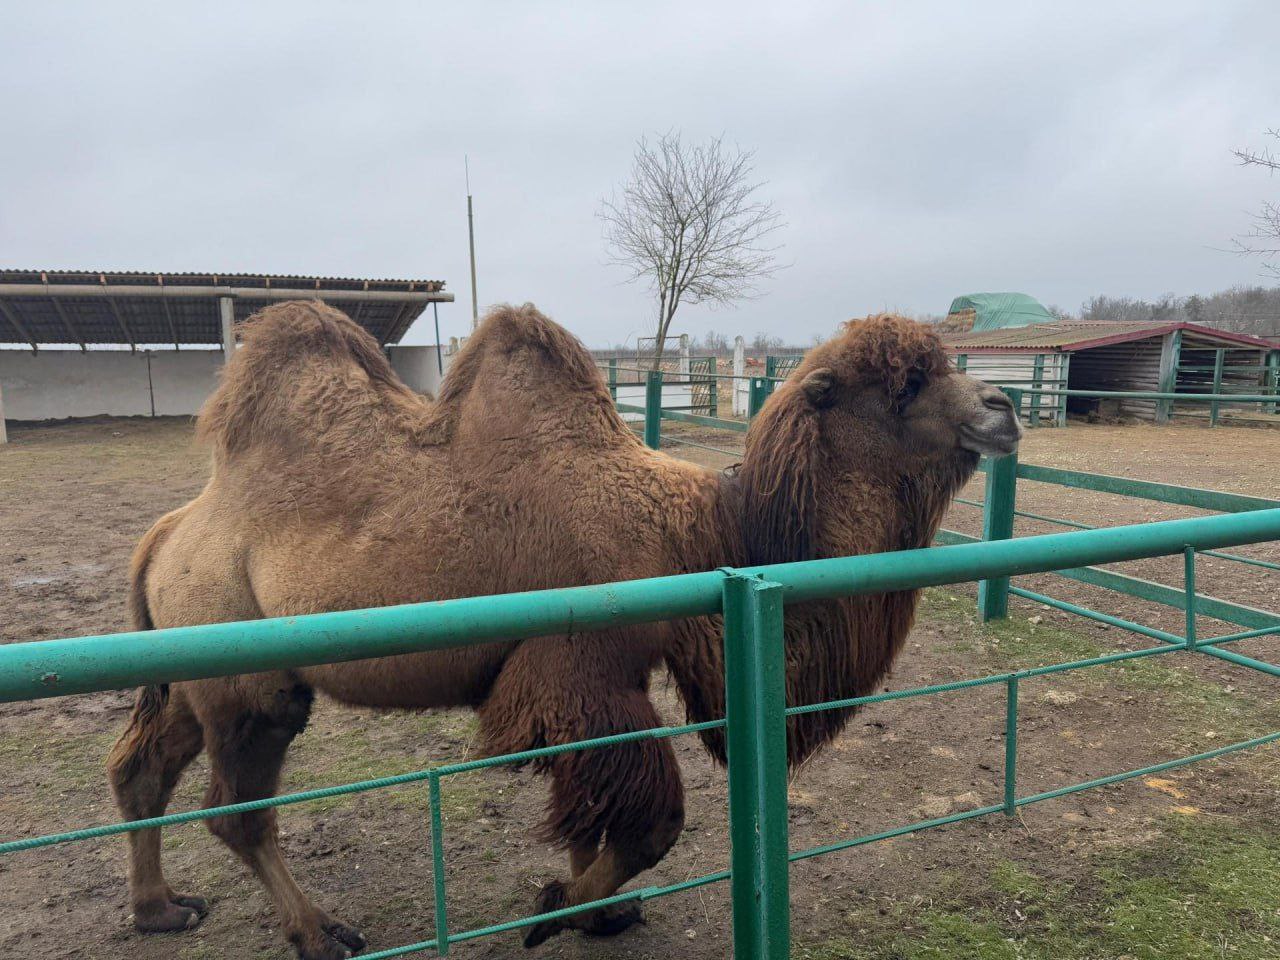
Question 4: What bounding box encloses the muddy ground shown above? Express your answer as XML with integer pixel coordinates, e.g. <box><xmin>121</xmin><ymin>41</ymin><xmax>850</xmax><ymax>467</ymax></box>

<box><xmin>1</xmin><ymin>416</ymin><xmax>1279</xmax><ymax>960</ymax></box>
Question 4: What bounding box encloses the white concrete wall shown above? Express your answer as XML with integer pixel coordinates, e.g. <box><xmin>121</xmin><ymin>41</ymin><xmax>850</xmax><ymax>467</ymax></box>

<box><xmin>150</xmin><ymin>352</ymin><xmax>226</xmax><ymax>415</ymax></box>
<box><xmin>0</xmin><ymin>343</ymin><xmax>450</xmax><ymax>430</ymax></box>
<box><xmin>0</xmin><ymin>344</ymin><xmax>450</xmax><ymax>429</ymax></box>
<box><xmin>0</xmin><ymin>349</ymin><xmax>223</xmax><ymax>421</ymax></box>
<box><xmin>387</xmin><ymin>345</ymin><xmax>449</xmax><ymax>398</ymax></box>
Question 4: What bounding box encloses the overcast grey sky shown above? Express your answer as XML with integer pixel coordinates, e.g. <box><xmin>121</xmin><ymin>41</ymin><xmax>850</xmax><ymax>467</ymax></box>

<box><xmin>2</xmin><ymin>2</ymin><xmax>1277</xmax><ymax>347</ymax></box>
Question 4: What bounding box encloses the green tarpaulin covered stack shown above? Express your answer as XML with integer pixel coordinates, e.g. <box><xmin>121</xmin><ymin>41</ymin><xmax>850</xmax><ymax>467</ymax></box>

<box><xmin>946</xmin><ymin>293</ymin><xmax>1057</xmax><ymax>332</ymax></box>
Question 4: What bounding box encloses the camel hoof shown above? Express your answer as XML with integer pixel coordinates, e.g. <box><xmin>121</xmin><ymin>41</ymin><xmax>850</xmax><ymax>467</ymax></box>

<box><xmin>523</xmin><ymin>880</ymin><xmax>569</xmax><ymax>948</ymax></box>
<box><xmin>133</xmin><ymin>893</ymin><xmax>208</xmax><ymax>933</ymax></box>
<box><xmin>521</xmin><ymin>881</ymin><xmax>645</xmax><ymax>947</ymax></box>
<box><xmin>582</xmin><ymin>902</ymin><xmax>645</xmax><ymax>938</ymax></box>
<box><xmin>294</xmin><ymin>921</ymin><xmax>367</xmax><ymax>960</ymax></box>
<box><xmin>326</xmin><ymin>922</ymin><xmax>368</xmax><ymax>953</ymax></box>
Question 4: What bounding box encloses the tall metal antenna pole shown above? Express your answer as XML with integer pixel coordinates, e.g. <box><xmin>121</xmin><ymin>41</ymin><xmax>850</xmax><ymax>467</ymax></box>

<box><xmin>432</xmin><ymin>301</ymin><xmax>443</xmax><ymax>377</ymax></box>
<box><xmin>466</xmin><ymin>156</ymin><xmax>479</xmax><ymax>331</ymax></box>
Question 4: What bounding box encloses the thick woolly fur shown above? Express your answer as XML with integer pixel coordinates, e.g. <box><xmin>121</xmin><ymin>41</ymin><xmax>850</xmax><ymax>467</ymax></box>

<box><xmin>108</xmin><ymin>301</ymin><xmax>1002</xmax><ymax>957</ymax></box>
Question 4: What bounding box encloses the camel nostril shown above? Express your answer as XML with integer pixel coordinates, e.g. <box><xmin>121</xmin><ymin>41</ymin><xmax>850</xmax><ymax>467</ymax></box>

<box><xmin>983</xmin><ymin>392</ymin><xmax>1013</xmax><ymax>411</ymax></box>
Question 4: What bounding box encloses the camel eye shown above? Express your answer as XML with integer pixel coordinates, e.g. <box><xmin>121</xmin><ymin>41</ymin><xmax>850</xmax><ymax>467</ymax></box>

<box><xmin>896</xmin><ymin>372</ymin><xmax>926</xmax><ymax>410</ymax></box>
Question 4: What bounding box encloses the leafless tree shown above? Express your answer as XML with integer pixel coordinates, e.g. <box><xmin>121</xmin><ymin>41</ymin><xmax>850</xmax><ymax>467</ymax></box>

<box><xmin>600</xmin><ymin>132</ymin><xmax>782</xmax><ymax>359</ymax></box>
<box><xmin>751</xmin><ymin>331</ymin><xmax>784</xmax><ymax>352</ymax></box>
<box><xmin>1232</xmin><ymin>128</ymin><xmax>1280</xmax><ymax>278</ymax></box>
<box><xmin>700</xmin><ymin>329</ymin><xmax>730</xmax><ymax>353</ymax></box>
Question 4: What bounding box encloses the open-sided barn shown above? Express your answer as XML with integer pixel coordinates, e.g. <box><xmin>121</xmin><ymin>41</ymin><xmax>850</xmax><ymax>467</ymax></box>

<box><xmin>0</xmin><ymin>270</ymin><xmax>453</xmax><ymax>438</ymax></box>
<box><xmin>942</xmin><ymin>320</ymin><xmax>1280</xmax><ymax>425</ymax></box>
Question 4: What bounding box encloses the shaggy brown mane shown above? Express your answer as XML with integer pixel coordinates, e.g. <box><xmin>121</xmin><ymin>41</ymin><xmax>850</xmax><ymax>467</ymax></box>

<box><xmin>815</xmin><ymin>312</ymin><xmax>951</xmax><ymax>398</ymax></box>
<box><xmin>736</xmin><ymin>382</ymin><xmax>826</xmax><ymax>565</ymax></box>
<box><xmin>705</xmin><ymin>314</ymin><xmax>972</xmax><ymax>763</ymax></box>
<box><xmin>735</xmin><ymin>314</ymin><xmax>950</xmax><ymax>566</ymax></box>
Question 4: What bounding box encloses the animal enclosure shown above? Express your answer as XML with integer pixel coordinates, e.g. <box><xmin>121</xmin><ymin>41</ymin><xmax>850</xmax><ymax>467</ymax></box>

<box><xmin>2</xmin><ymin>409</ymin><xmax>1279</xmax><ymax>960</ymax></box>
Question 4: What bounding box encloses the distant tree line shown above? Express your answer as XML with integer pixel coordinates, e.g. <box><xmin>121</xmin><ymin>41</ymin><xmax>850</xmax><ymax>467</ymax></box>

<box><xmin>1073</xmin><ymin>286</ymin><xmax>1280</xmax><ymax>338</ymax></box>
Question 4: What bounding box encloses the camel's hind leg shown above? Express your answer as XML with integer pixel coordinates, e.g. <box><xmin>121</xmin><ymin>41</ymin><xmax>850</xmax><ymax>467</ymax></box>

<box><xmin>107</xmin><ymin>684</ymin><xmax>207</xmax><ymax>932</ymax></box>
<box><xmin>197</xmin><ymin>678</ymin><xmax>367</xmax><ymax>960</ymax></box>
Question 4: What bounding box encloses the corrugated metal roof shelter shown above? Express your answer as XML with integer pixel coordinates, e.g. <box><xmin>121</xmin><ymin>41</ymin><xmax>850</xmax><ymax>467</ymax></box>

<box><xmin>945</xmin><ymin>292</ymin><xmax>1057</xmax><ymax>332</ymax></box>
<box><xmin>943</xmin><ymin>321</ymin><xmax>1277</xmax><ymax>354</ymax></box>
<box><xmin>0</xmin><ymin>270</ymin><xmax>455</xmax><ymax>439</ymax></box>
<box><xmin>941</xmin><ymin>321</ymin><xmax>1280</xmax><ymax>426</ymax></box>
<box><xmin>0</xmin><ymin>270</ymin><xmax>452</xmax><ymax>351</ymax></box>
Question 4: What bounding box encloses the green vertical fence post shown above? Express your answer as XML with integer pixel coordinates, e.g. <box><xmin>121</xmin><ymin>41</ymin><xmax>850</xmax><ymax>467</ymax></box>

<box><xmin>1003</xmin><ymin>675</ymin><xmax>1019</xmax><ymax>815</ymax></box>
<box><xmin>607</xmin><ymin>358</ymin><xmax>617</xmax><ymax>401</ymax></box>
<box><xmin>644</xmin><ymin>370</ymin><xmax>662</xmax><ymax>449</ymax></box>
<box><xmin>761</xmin><ymin>358</ymin><xmax>779</xmax><ymax>404</ymax></box>
<box><xmin>1184</xmin><ymin>547</ymin><xmax>1196</xmax><ymax>651</ymax></box>
<box><xmin>1266</xmin><ymin>350</ymin><xmax>1279</xmax><ymax>415</ymax></box>
<box><xmin>723</xmin><ymin>573</ymin><xmax>790</xmax><ymax>960</ymax></box>
<box><xmin>708</xmin><ymin>357</ymin><xmax>718</xmax><ymax>415</ymax></box>
<box><xmin>977</xmin><ymin>397</ymin><xmax>1019</xmax><ymax>622</ymax></box>
<box><xmin>1057</xmin><ymin>353</ymin><xmax>1071</xmax><ymax>427</ymax></box>
<box><xmin>428</xmin><ymin>772</ymin><xmax>449</xmax><ymax>955</ymax></box>
<box><xmin>1029</xmin><ymin>354</ymin><xmax>1044</xmax><ymax>428</ymax></box>
<box><xmin>956</xmin><ymin>353</ymin><xmax>968</xmax><ymax>373</ymax></box>
<box><xmin>1210</xmin><ymin>349</ymin><xmax>1224</xmax><ymax>426</ymax></box>
<box><xmin>748</xmin><ymin>377</ymin><xmax>769</xmax><ymax>420</ymax></box>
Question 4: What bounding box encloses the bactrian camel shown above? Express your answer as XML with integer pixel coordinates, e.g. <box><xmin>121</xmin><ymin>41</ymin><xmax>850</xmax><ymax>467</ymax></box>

<box><xmin>108</xmin><ymin>301</ymin><xmax>1020</xmax><ymax>958</ymax></box>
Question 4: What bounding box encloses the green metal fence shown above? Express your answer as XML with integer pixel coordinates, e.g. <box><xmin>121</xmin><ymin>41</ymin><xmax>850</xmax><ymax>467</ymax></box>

<box><xmin>3</xmin><ymin>502</ymin><xmax>1280</xmax><ymax>958</ymax></box>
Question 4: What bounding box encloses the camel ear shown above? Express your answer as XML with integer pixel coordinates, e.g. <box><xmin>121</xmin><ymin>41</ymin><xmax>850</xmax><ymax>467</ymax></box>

<box><xmin>800</xmin><ymin>368</ymin><xmax>837</xmax><ymax>408</ymax></box>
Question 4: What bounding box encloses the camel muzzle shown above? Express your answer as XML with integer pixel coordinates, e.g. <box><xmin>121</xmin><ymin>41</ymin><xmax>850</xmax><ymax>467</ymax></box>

<box><xmin>959</xmin><ymin>387</ymin><xmax>1022</xmax><ymax>457</ymax></box>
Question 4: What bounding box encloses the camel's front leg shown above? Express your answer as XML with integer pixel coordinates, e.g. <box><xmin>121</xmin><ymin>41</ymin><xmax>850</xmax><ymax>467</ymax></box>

<box><xmin>519</xmin><ymin>690</ymin><xmax>685</xmax><ymax>948</ymax></box>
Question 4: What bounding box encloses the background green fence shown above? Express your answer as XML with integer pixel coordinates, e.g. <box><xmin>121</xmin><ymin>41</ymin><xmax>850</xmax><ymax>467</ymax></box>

<box><xmin>953</xmin><ymin>351</ymin><xmax>1280</xmax><ymax>426</ymax></box>
<box><xmin>602</xmin><ymin>347</ymin><xmax>1280</xmax><ymax>429</ymax></box>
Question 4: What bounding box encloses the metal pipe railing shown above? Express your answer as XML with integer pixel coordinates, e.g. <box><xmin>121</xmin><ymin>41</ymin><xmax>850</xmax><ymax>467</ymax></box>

<box><xmin>1027</xmin><ymin>387</ymin><xmax>1277</xmax><ymax>403</ymax></box>
<box><xmin>3</xmin><ymin>510</ymin><xmax>1279</xmax><ymax>703</ymax></box>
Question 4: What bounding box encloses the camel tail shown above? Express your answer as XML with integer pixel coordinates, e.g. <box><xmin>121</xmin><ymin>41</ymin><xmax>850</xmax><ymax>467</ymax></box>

<box><xmin>110</xmin><ymin>508</ymin><xmax>187</xmax><ymax>775</ymax></box>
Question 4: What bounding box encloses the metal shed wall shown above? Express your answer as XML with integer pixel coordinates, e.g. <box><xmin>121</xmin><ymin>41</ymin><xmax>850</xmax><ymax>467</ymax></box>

<box><xmin>1066</xmin><ymin>337</ymin><xmax>1165</xmax><ymax>419</ymax></box>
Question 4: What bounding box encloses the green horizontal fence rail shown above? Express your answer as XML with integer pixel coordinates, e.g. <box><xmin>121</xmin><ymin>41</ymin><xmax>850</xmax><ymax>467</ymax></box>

<box><xmin>1023</xmin><ymin>387</ymin><xmax>1280</xmax><ymax>426</ymax></box>
<box><xmin>4</xmin><ymin>508</ymin><xmax>1280</xmax><ymax>960</ymax></box>
<box><xmin>954</xmin><ymin>445</ymin><xmax>1280</xmax><ymax>642</ymax></box>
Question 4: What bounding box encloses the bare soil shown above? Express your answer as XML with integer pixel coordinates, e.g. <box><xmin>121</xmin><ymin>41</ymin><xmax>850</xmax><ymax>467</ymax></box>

<box><xmin>1</xmin><ymin>416</ymin><xmax>1278</xmax><ymax>960</ymax></box>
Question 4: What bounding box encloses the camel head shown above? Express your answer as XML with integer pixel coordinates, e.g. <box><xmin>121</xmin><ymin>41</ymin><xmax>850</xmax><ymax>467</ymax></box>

<box><xmin>793</xmin><ymin>313</ymin><xmax>1021</xmax><ymax>463</ymax></box>
<box><xmin>737</xmin><ymin>314</ymin><xmax>1021</xmax><ymax>565</ymax></box>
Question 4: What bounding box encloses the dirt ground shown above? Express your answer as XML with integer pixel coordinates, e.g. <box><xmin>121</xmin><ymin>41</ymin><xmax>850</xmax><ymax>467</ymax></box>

<box><xmin>2</xmin><ymin>416</ymin><xmax>1279</xmax><ymax>960</ymax></box>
